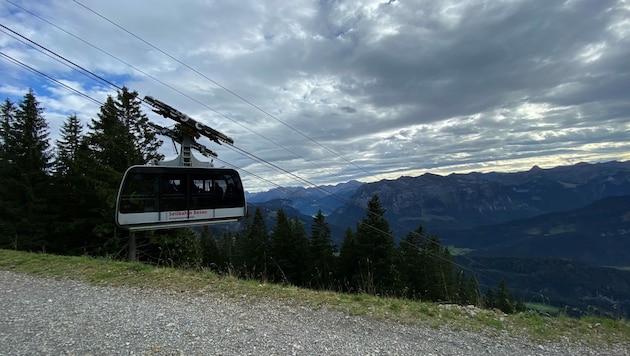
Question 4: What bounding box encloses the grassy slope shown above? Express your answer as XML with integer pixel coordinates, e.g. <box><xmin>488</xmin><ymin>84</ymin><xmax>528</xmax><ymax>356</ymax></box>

<box><xmin>1</xmin><ymin>249</ymin><xmax>628</xmax><ymax>347</ymax></box>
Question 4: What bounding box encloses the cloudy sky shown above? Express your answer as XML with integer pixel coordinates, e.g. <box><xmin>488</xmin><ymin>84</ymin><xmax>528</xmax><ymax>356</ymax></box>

<box><xmin>1</xmin><ymin>0</ymin><xmax>629</xmax><ymax>192</ymax></box>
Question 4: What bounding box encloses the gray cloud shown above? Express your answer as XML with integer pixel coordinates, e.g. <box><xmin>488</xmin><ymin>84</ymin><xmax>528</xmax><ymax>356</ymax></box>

<box><xmin>1</xmin><ymin>0</ymin><xmax>629</xmax><ymax>191</ymax></box>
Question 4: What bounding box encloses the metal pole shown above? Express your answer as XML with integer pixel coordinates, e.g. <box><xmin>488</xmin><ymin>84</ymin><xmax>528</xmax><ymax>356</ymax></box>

<box><xmin>128</xmin><ymin>230</ymin><xmax>137</xmax><ymax>262</ymax></box>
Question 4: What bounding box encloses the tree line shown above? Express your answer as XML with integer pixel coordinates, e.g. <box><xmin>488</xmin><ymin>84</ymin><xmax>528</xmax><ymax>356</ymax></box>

<box><xmin>0</xmin><ymin>88</ymin><xmax>524</xmax><ymax>313</ymax></box>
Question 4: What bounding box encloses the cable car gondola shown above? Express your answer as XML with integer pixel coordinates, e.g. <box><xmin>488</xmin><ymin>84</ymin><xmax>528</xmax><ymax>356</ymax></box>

<box><xmin>115</xmin><ymin>96</ymin><xmax>246</xmax><ymax>231</ymax></box>
<box><xmin>116</xmin><ymin>165</ymin><xmax>246</xmax><ymax>231</ymax></box>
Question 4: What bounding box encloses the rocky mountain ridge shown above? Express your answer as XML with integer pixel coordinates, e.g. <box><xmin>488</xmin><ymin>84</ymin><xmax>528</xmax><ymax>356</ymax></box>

<box><xmin>248</xmin><ymin>161</ymin><xmax>630</xmax><ymax>243</ymax></box>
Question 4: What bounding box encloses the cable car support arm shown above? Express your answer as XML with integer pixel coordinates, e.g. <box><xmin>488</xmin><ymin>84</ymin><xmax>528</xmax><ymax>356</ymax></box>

<box><xmin>143</xmin><ymin>96</ymin><xmax>234</xmax><ymax>167</ymax></box>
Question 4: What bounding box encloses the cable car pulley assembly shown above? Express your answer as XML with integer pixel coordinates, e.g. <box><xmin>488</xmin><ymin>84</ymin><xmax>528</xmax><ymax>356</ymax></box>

<box><xmin>115</xmin><ymin>96</ymin><xmax>247</xmax><ymax>231</ymax></box>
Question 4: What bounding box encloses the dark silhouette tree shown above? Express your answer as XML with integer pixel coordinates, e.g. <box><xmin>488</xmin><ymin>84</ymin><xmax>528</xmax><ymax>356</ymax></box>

<box><xmin>87</xmin><ymin>87</ymin><xmax>162</xmax><ymax>172</ymax></box>
<box><xmin>497</xmin><ymin>279</ymin><xmax>516</xmax><ymax>314</ymax></box>
<box><xmin>216</xmin><ymin>231</ymin><xmax>236</xmax><ymax>272</ymax></box>
<box><xmin>200</xmin><ymin>226</ymin><xmax>221</xmax><ymax>270</ymax></box>
<box><xmin>337</xmin><ymin>227</ymin><xmax>358</xmax><ymax>292</ymax></box>
<box><xmin>466</xmin><ymin>275</ymin><xmax>482</xmax><ymax>306</ymax></box>
<box><xmin>0</xmin><ymin>98</ymin><xmax>17</xmax><ymax>249</ymax></box>
<box><xmin>354</xmin><ymin>195</ymin><xmax>396</xmax><ymax>294</ymax></box>
<box><xmin>396</xmin><ymin>225</ymin><xmax>427</xmax><ymax>299</ymax></box>
<box><xmin>269</xmin><ymin>208</ymin><xmax>293</xmax><ymax>283</ymax></box>
<box><xmin>269</xmin><ymin>209</ymin><xmax>309</xmax><ymax>285</ymax></box>
<box><xmin>234</xmin><ymin>207</ymin><xmax>269</xmax><ymax>280</ymax></box>
<box><xmin>85</xmin><ymin>87</ymin><xmax>163</xmax><ymax>259</ymax></box>
<box><xmin>144</xmin><ymin>228</ymin><xmax>202</xmax><ymax>268</ymax></box>
<box><xmin>419</xmin><ymin>235</ymin><xmax>455</xmax><ymax>301</ymax></box>
<box><xmin>484</xmin><ymin>288</ymin><xmax>496</xmax><ymax>309</ymax></box>
<box><xmin>48</xmin><ymin>115</ymin><xmax>102</xmax><ymax>254</ymax></box>
<box><xmin>0</xmin><ymin>89</ymin><xmax>52</xmax><ymax>251</ymax></box>
<box><xmin>307</xmin><ymin>210</ymin><xmax>336</xmax><ymax>289</ymax></box>
<box><xmin>0</xmin><ymin>98</ymin><xmax>16</xmax><ymax>151</ymax></box>
<box><xmin>53</xmin><ymin>114</ymin><xmax>83</xmax><ymax>176</ymax></box>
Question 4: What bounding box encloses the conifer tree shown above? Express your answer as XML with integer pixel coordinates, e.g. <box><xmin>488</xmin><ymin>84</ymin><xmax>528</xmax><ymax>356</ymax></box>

<box><xmin>0</xmin><ymin>98</ymin><xmax>16</xmax><ymax>149</ymax></box>
<box><xmin>337</xmin><ymin>227</ymin><xmax>359</xmax><ymax>291</ymax></box>
<box><xmin>307</xmin><ymin>210</ymin><xmax>336</xmax><ymax>289</ymax></box>
<box><xmin>484</xmin><ymin>288</ymin><xmax>496</xmax><ymax>309</ymax></box>
<box><xmin>291</xmin><ymin>217</ymin><xmax>310</xmax><ymax>285</ymax></box>
<box><xmin>54</xmin><ymin>114</ymin><xmax>83</xmax><ymax>176</ymax></box>
<box><xmin>419</xmin><ymin>235</ymin><xmax>455</xmax><ymax>301</ymax></box>
<box><xmin>396</xmin><ymin>225</ymin><xmax>427</xmax><ymax>299</ymax></box>
<box><xmin>217</xmin><ymin>231</ymin><xmax>236</xmax><ymax>272</ymax></box>
<box><xmin>455</xmin><ymin>270</ymin><xmax>470</xmax><ymax>305</ymax></box>
<box><xmin>497</xmin><ymin>279</ymin><xmax>515</xmax><ymax>314</ymax></box>
<box><xmin>0</xmin><ymin>98</ymin><xmax>16</xmax><ymax>249</ymax></box>
<box><xmin>466</xmin><ymin>275</ymin><xmax>482</xmax><ymax>306</ymax></box>
<box><xmin>234</xmin><ymin>207</ymin><xmax>269</xmax><ymax>279</ymax></box>
<box><xmin>269</xmin><ymin>209</ymin><xmax>309</xmax><ymax>285</ymax></box>
<box><xmin>85</xmin><ymin>87</ymin><xmax>163</xmax><ymax>257</ymax></box>
<box><xmin>48</xmin><ymin>115</ymin><xmax>101</xmax><ymax>254</ymax></box>
<box><xmin>200</xmin><ymin>226</ymin><xmax>221</xmax><ymax>270</ymax></box>
<box><xmin>146</xmin><ymin>228</ymin><xmax>202</xmax><ymax>268</ymax></box>
<box><xmin>0</xmin><ymin>89</ymin><xmax>52</xmax><ymax>250</ymax></box>
<box><xmin>354</xmin><ymin>195</ymin><xmax>396</xmax><ymax>294</ymax></box>
<box><xmin>87</xmin><ymin>87</ymin><xmax>162</xmax><ymax>171</ymax></box>
<box><xmin>269</xmin><ymin>208</ymin><xmax>292</xmax><ymax>282</ymax></box>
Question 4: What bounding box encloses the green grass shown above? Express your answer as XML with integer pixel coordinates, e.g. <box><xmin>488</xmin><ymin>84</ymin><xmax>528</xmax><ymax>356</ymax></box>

<box><xmin>1</xmin><ymin>249</ymin><xmax>629</xmax><ymax>347</ymax></box>
<box><xmin>547</xmin><ymin>224</ymin><xmax>576</xmax><ymax>235</ymax></box>
<box><xmin>526</xmin><ymin>302</ymin><xmax>562</xmax><ymax>315</ymax></box>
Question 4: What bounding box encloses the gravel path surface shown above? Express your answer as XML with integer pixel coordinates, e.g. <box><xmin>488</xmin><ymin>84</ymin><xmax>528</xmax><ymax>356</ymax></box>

<box><xmin>0</xmin><ymin>271</ymin><xmax>627</xmax><ymax>355</ymax></box>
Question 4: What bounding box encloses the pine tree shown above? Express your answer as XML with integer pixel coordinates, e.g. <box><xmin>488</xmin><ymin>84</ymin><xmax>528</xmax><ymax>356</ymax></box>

<box><xmin>115</xmin><ymin>87</ymin><xmax>162</xmax><ymax>165</ymax></box>
<box><xmin>291</xmin><ymin>216</ymin><xmax>310</xmax><ymax>286</ymax></box>
<box><xmin>269</xmin><ymin>208</ymin><xmax>293</xmax><ymax>282</ymax></box>
<box><xmin>419</xmin><ymin>235</ymin><xmax>455</xmax><ymax>302</ymax></box>
<box><xmin>497</xmin><ymin>279</ymin><xmax>515</xmax><ymax>314</ymax></box>
<box><xmin>337</xmin><ymin>227</ymin><xmax>358</xmax><ymax>292</ymax></box>
<box><xmin>466</xmin><ymin>275</ymin><xmax>482</xmax><ymax>306</ymax></box>
<box><xmin>0</xmin><ymin>98</ymin><xmax>16</xmax><ymax>149</ymax></box>
<box><xmin>53</xmin><ymin>114</ymin><xmax>83</xmax><ymax>176</ymax></box>
<box><xmin>0</xmin><ymin>89</ymin><xmax>52</xmax><ymax>250</ymax></box>
<box><xmin>85</xmin><ymin>87</ymin><xmax>163</xmax><ymax>258</ymax></box>
<box><xmin>484</xmin><ymin>288</ymin><xmax>496</xmax><ymax>309</ymax></box>
<box><xmin>234</xmin><ymin>207</ymin><xmax>269</xmax><ymax>279</ymax></box>
<box><xmin>200</xmin><ymin>226</ymin><xmax>221</xmax><ymax>270</ymax></box>
<box><xmin>146</xmin><ymin>228</ymin><xmax>202</xmax><ymax>268</ymax></box>
<box><xmin>87</xmin><ymin>87</ymin><xmax>162</xmax><ymax>172</ymax></box>
<box><xmin>455</xmin><ymin>270</ymin><xmax>470</xmax><ymax>305</ymax></box>
<box><xmin>354</xmin><ymin>195</ymin><xmax>396</xmax><ymax>294</ymax></box>
<box><xmin>307</xmin><ymin>210</ymin><xmax>336</xmax><ymax>289</ymax></box>
<box><xmin>396</xmin><ymin>225</ymin><xmax>427</xmax><ymax>299</ymax></box>
<box><xmin>48</xmin><ymin>115</ymin><xmax>100</xmax><ymax>254</ymax></box>
<box><xmin>0</xmin><ymin>99</ymin><xmax>16</xmax><ymax>249</ymax></box>
<box><xmin>217</xmin><ymin>231</ymin><xmax>236</xmax><ymax>272</ymax></box>
<box><xmin>269</xmin><ymin>209</ymin><xmax>309</xmax><ymax>286</ymax></box>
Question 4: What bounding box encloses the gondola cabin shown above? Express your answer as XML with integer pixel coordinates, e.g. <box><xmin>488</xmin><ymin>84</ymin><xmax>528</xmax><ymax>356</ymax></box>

<box><xmin>116</xmin><ymin>166</ymin><xmax>246</xmax><ymax>231</ymax></box>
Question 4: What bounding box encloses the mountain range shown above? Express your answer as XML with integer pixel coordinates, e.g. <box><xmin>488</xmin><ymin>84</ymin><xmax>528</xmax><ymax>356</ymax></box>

<box><xmin>248</xmin><ymin>161</ymin><xmax>630</xmax><ymax>251</ymax></box>
<box><xmin>246</xmin><ymin>160</ymin><xmax>630</xmax><ymax>317</ymax></box>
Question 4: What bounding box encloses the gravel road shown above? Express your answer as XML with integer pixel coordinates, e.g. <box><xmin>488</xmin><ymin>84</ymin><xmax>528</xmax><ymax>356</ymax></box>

<box><xmin>0</xmin><ymin>271</ymin><xmax>627</xmax><ymax>355</ymax></box>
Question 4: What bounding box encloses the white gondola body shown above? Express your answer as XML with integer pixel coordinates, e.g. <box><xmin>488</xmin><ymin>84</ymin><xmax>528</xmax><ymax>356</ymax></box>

<box><xmin>116</xmin><ymin>165</ymin><xmax>246</xmax><ymax>231</ymax></box>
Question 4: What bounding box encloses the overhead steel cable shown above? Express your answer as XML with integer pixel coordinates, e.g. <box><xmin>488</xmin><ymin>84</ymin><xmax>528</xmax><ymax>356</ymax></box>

<box><xmin>1</xmin><ymin>6</ymin><xmax>348</xmax><ymax>205</ymax></box>
<box><xmin>71</xmin><ymin>0</ymin><xmax>382</xmax><ymax>183</ymax></box>
<box><xmin>62</xmin><ymin>1</ymin><xmax>450</xmax><ymax>246</ymax></box>
<box><xmin>4</xmin><ymin>0</ymin><xmax>335</xmax><ymax>179</ymax></box>
<box><xmin>0</xmin><ymin>23</ymin><xmax>123</xmax><ymax>91</ymax></box>
<box><xmin>2</xmin><ymin>7</ymin><xmax>497</xmax><ymax>284</ymax></box>
<box><xmin>0</xmin><ymin>50</ymin><xmax>102</xmax><ymax>106</ymax></box>
<box><xmin>2</xmin><ymin>48</ymin><xmax>495</xmax><ymax>287</ymax></box>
